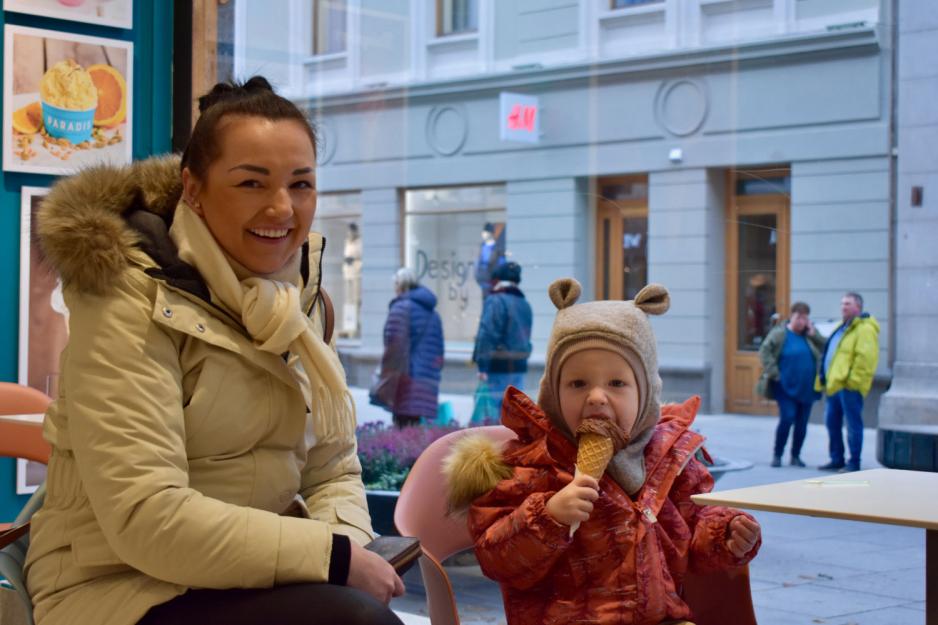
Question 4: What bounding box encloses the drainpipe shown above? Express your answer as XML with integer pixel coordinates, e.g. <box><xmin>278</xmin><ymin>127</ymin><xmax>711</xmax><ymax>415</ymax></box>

<box><xmin>887</xmin><ymin>0</ymin><xmax>898</xmax><ymax>372</ymax></box>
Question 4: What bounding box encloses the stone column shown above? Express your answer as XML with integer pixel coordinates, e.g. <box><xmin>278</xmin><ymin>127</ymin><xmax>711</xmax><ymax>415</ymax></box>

<box><xmin>505</xmin><ymin>177</ymin><xmax>589</xmax><ymax>388</ymax></box>
<box><xmin>878</xmin><ymin>0</ymin><xmax>938</xmax><ymax>471</ymax></box>
<box><xmin>648</xmin><ymin>168</ymin><xmax>724</xmax><ymax>412</ymax></box>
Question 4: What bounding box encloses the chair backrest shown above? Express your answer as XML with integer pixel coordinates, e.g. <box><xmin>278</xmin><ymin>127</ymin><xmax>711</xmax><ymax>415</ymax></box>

<box><xmin>683</xmin><ymin>566</ymin><xmax>758</xmax><ymax>625</ymax></box>
<box><xmin>0</xmin><ymin>383</ymin><xmax>51</xmax><ymax>464</ymax></box>
<box><xmin>0</xmin><ymin>383</ymin><xmax>51</xmax><ymax>625</ymax></box>
<box><xmin>394</xmin><ymin>426</ymin><xmax>515</xmax><ymax>625</ymax></box>
<box><xmin>395</xmin><ymin>425</ymin><xmax>516</xmax><ymax>563</ymax></box>
<box><xmin>0</xmin><ymin>382</ymin><xmax>52</xmax><ymax>416</ymax></box>
<box><xmin>394</xmin><ymin>424</ymin><xmax>758</xmax><ymax>625</ymax></box>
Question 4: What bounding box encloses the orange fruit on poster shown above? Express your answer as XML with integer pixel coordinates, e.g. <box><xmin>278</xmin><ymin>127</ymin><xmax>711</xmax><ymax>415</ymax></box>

<box><xmin>87</xmin><ymin>64</ymin><xmax>127</xmax><ymax>127</ymax></box>
<box><xmin>12</xmin><ymin>101</ymin><xmax>43</xmax><ymax>134</ymax></box>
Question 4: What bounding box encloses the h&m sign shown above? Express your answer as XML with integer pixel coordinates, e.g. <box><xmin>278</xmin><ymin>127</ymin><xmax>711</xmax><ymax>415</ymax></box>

<box><xmin>499</xmin><ymin>92</ymin><xmax>539</xmax><ymax>144</ymax></box>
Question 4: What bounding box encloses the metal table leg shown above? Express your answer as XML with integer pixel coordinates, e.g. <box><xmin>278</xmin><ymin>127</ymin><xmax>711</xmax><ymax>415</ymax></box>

<box><xmin>929</xmin><ymin>528</ymin><xmax>936</xmax><ymax>625</ymax></box>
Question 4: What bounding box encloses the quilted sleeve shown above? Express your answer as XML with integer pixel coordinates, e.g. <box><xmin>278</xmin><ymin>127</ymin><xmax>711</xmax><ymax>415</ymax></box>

<box><xmin>467</xmin><ymin>470</ymin><xmax>573</xmax><ymax>590</ymax></box>
<box><xmin>670</xmin><ymin>455</ymin><xmax>761</xmax><ymax>573</ymax></box>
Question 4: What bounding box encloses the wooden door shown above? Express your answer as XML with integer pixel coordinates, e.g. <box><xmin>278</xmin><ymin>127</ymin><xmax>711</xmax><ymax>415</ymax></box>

<box><xmin>725</xmin><ymin>175</ymin><xmax>790</xmax><ymax>415</ymax></box>
<box><xmin>596</xmin><ymin>176</ymin><xmax>648</xmax><ymax>301</ymax></box>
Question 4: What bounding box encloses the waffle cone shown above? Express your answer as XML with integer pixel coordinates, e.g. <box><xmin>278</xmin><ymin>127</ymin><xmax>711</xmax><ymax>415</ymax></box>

<box><xmin>575</xmin><ymin>433</ymin><xmax>614</xmax><ymax>479</ymax></box>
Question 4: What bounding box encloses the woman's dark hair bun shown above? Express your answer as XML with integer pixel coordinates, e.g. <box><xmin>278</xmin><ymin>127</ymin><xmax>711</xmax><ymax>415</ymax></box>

<box><xmin>242</xmin><ymin>76</ymin><xmax>274</xmax><ymax>93</ymax></box>
<box><xmin>184</xmin><ymin>75</ymin><xmax>316</xmax><ymax>178</ymax></box>
<box><xmin>197</xmin><ymin>76</ymin><xmax>275</xmax><ymax>114</ymax></box>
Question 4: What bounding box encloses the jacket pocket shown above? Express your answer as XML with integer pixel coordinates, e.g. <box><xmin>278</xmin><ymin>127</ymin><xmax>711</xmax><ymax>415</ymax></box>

<box><xmin>335</xmin><ymin>505</ymin><xmax>375</xmax><ymax>539</ymax></box>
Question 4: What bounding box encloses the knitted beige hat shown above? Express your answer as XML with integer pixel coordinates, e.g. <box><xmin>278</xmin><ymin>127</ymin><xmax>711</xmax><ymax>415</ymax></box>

<box><xmin>537</xmin><ymin>278</ymin><xmax>670</xmax><ymax>493</ymax></box>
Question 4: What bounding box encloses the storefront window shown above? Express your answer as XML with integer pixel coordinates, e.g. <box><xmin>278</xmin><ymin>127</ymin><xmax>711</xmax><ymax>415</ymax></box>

<box><xmin>314</xmin><ymin>193</ymin><xmax>362</xmax><ymax>340</ymax></box>
<box><xmin>404</xmin><ymin>185</ymin><xmax>506</xmax><ymax>346</ymax></box>
<box><xmin>737</xmin><ymin>214</ymin><xmax>778</xmax><ymax>351</ymax></box>
<box><xmin>597</xmin><ymin>177</ymin><xmax>648</xmax><ymax>301</ymax></box>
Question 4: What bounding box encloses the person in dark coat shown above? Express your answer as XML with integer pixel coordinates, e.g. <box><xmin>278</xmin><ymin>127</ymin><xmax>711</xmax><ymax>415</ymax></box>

<box><xmin>471</xmin><ymin>261</ymin><xmax>533</xmax><ymax>421</ymax></box>
<box><xmin>379</xmin><ymin>267</ymin><xmax>444</xmax><ymax>428</ymax></box>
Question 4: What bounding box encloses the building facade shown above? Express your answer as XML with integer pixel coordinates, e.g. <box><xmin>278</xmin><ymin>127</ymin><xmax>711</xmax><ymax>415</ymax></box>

<box><xmin>238</xmin><ymin>0</ymin><xmax>893</xmax><ymax>420</ymax></box>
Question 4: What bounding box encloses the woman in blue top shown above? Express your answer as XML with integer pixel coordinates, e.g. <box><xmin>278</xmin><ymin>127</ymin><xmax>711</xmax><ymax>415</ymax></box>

<box><xmin>758</xmin><ymin>302</ymin><xmax>827</xmax><ymax>467</ymax></box>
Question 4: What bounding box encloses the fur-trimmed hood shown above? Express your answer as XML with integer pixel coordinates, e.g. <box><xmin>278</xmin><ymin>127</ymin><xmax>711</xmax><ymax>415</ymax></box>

<box><xmin>38</xmin><ymin>155</ymin><xmax>184</xmax><ymax>296</ymax></box>
<box><xmin>37</xmin><ymin>155</ymin><xmax>323</xmax><ymax>307</ymax></box>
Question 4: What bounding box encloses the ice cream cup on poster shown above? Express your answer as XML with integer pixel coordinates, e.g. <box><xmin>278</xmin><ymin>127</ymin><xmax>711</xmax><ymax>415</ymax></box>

<box><xmin>40</xmin><ymin>101</ymin><xmax>96</xmax><ymax>144</ymax></box>
<box><xmin>39</xmin><ymin>59</ymin><xmax>98</xmax><ymax>144</ymax></box>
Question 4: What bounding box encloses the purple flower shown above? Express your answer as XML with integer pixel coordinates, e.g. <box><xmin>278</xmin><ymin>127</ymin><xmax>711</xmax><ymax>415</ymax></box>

<box><xmin>356</xmin><ymin>420</ymin><xmax>462</xmax><ymax>490</ymax></box>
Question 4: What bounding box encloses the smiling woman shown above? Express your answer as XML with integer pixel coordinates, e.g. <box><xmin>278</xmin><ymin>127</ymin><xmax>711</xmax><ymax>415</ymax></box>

<box><xmin>25</xmin><ymin>77</ymin><xmax>405</xmax><ymax>625</ymax></box>
<box><xmin>180</xmin><ymin>78</ymin><xmax>318</xmax><ymax>275</ymax></box>
<box><xmin>182</xmin><ymin>117</ymin><xmax>317</xmax><ymax>275</ymax></box>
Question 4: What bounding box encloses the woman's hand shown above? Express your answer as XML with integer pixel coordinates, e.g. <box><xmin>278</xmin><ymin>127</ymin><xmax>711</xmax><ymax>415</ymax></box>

<box><xmin>726</xmin><ymin>515</ymin><xmax>761</xmax><ymax>558</ymax></box>
<box><xmin>347</xmin><ymin>541</ymin><xmax>406</xmax><ymax>605</ymax></box>
<box><xmin>546</xmin><ymin>473</ymin><xmax>599</xmax><ymax>527</ymax></box>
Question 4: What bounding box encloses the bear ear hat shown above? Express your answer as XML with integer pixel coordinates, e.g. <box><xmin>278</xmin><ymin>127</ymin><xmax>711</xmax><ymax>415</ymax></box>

<box><xmin>633</xmin><ymin>283</ymin><xmax>670</xmax><ymax>316</ymax></box>
<box><xmin>548</xmin><ymin>278</ymin><xmax>581</xmax><ymax>310</ymax></box>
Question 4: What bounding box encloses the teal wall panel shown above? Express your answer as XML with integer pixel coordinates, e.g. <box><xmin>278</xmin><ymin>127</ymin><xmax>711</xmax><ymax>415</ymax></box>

<box><xmin>0</xmin><ymin>0</ymin><xmax>173</xmax><ymax>522</ymax></box>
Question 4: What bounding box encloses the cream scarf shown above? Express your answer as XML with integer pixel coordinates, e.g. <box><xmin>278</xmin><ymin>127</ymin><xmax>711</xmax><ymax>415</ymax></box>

<box><xmin>169</xmin><ymin>200</ymin><xmax>356</xmax><ymax>441</ymax></box>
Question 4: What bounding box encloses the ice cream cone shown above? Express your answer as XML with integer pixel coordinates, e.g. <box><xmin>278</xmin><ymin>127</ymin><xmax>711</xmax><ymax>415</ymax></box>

<box><xmin>569</xmin><ymin>432</ymin><xmax>615</xmax><ymax>537</ymax></box>
<box><xmin>576</xmin><ymin>432</ymin><xmax>614</xmax><ymax>479</ymax></box>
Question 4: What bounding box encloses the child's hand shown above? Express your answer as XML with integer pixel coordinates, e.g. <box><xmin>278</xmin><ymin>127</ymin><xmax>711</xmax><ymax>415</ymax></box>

<box><xmin>726</xmin><ymin>515</ymin><xmax>761</xmax><ymax>558</ymax></box>
<box><xmin>546</xmin><ymin>473</ymin><xmax>599</xmax><ymax>527</ymax></box>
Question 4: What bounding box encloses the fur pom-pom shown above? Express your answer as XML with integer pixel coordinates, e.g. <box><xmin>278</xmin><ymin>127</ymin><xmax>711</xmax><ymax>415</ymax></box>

<box><xmin>443</xmin><ymin>434</ymin><xmax>513</xmax><ymax>515</ymax></box>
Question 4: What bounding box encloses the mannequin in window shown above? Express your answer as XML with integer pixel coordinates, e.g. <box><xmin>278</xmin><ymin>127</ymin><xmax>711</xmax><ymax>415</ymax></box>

<box><xmin>341</xmin><ymin>222</ymin><xmax>362</xmax><ymax>337</ymax></box>
<box><xmin>475</xmin><ymin>222</ymin><xmax>506</xmax><ymax>299</ymax></box>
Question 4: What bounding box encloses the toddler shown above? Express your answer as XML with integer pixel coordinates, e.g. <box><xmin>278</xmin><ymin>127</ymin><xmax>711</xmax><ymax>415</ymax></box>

<box><xmin>446</xmin><ymin>279</ymin><xmax>761</xmax><ymax>625</ymax></box>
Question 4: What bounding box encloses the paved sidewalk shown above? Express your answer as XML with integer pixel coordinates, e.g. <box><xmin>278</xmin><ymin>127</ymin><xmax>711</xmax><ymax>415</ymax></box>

<box><xmin>354</xmin><ymin>389</ymin><xmax>926</xmax><ymax>625</ymax></box>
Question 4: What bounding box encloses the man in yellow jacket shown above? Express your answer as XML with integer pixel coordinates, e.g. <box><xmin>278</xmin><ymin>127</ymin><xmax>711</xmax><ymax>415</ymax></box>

<box><xmin>816</xmin><ymin>292</ymin><xmax>880</xmax><ymax>472</ymax></box>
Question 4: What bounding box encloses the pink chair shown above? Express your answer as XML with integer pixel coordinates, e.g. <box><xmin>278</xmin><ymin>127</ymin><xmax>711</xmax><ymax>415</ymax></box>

<box><xmin>393</xmin><ymin>425</ymin><xmax>758</xmax><ymax>625</ymax></box>
<box><xmin>395</xmin><ymin>426</ymin><xmax>515</xmax><ymax>625</ymax></box>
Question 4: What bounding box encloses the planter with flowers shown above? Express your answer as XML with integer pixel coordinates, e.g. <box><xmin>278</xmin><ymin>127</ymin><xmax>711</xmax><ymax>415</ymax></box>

<box><xmin>357</xmin><ymin>421</ymin><xmax>462</xmax><ymax>535</ymax></box>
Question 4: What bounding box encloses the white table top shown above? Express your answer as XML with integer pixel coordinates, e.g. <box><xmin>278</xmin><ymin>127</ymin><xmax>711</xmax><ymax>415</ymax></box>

<box><xmin>0</xmin><ymin>413</ymin><xmax>44</xmax><ymax>425</ymax></box>
<box><xmin>692</xmin><ymin>468</ymin><xmax>938</xmax><ymax>531</ymax></box>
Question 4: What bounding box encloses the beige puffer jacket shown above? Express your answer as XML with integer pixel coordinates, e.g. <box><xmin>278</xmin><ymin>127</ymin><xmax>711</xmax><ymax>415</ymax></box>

<box><xmin>24</xmin><ymin>156</ymin><xmax>373</xmax><ymax>625</ymax></box>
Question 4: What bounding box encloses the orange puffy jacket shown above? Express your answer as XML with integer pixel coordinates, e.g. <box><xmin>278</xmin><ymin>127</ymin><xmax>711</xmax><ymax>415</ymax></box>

<box><xmin>468</xmin><ymin>389</ymin><xmax>759</xmax><ymax>625</ymax></box>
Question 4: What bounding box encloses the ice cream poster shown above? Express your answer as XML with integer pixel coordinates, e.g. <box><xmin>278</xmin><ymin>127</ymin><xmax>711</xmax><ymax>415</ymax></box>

<box><xmin>4</xmin><ymin>0</ymin><xmax>132</xmax><ymax>30</ymax></box>
<box><xmin>17</xmin><ymin>187</ymin><xmax>59</xmax><ymax>494</ymax></box>
<box><xmin>3</xmin><ymin>25</ymin><xmax>133</xmax><ymax>175</ymax></box>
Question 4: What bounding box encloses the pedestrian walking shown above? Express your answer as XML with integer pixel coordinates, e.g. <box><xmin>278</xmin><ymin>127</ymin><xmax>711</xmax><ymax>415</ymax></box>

<box><xmin>757</xmin><ymin>302</ymin><xmax>825</xmax><ymax>467</ymax></box>
<box><xmin>816</xmin><ymin>292</ymin><xmax>880</xmax><ymax>472</ymax></box>
<box><xmin>471</xmin><ymin>261</ymin><xmax>532</xmax><ymax>422</ymax></box>
<box><xmin>370</xmin><ymin>268</ymin><xmax>444</xmax><ymax>428</ymax></box>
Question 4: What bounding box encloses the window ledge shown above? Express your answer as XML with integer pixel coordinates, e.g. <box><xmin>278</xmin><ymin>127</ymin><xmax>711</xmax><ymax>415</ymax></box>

<box><xmin>336</xmin><ymin>338</ymin><xmax>362</xmax><ymax>350</ymax></box>
<box><xmin>427</xmin><ymin>32</ymin><xmax>479</xmax><ymax>49</ymax></box>
<box><xmin>699</xmin><ymin>0</ymin><xmax>772</xmax><ymax>12</ymax></box>
<box><xmin>601</xmin><ymin>2</ymin><xmax>665</xmax><ymax>20</ymax></box>
<box><xmin>303</xmin><ymin>51</ymin><xmax>349</xmax><ymax>65</ymax></box>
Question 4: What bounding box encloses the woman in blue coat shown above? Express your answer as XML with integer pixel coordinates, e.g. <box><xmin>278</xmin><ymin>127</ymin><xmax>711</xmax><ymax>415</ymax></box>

<box><xmin>378</xmin><ymin>268</ymin><xmax>444</xmax><ymax>427</ymax></box>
